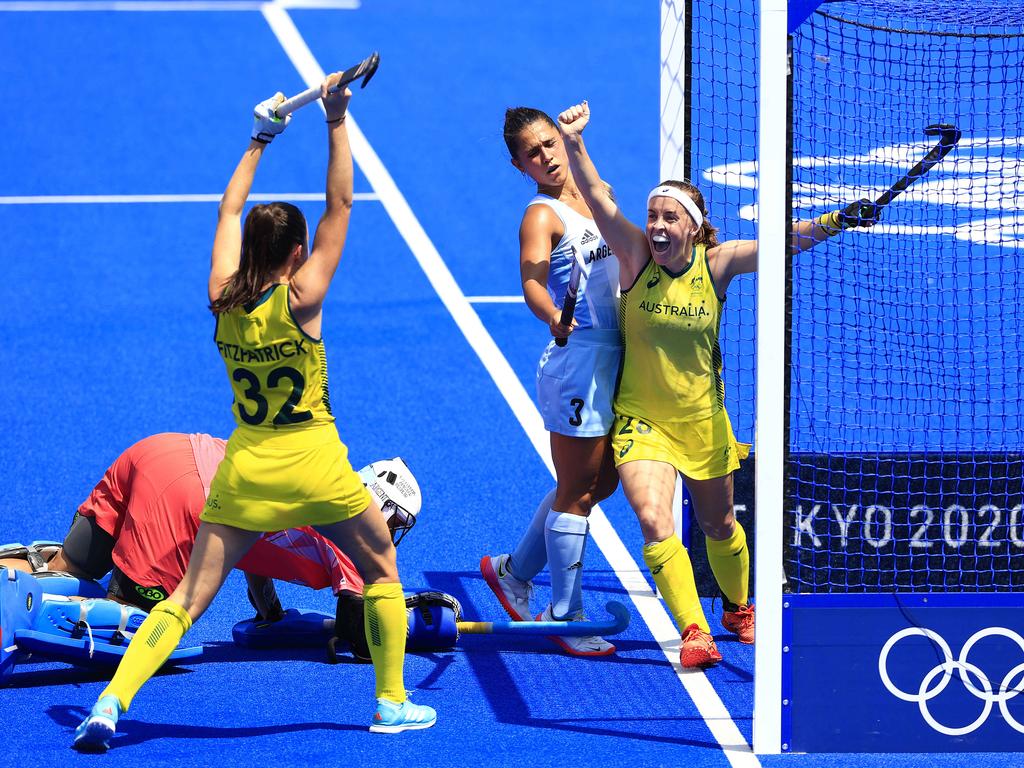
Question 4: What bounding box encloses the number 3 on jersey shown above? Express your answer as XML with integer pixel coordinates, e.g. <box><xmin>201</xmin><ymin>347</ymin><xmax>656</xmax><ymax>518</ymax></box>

<box><xmin>568</xmin><ymin>397</ymin><xmax>585</xmax><ymax>427</ymax></box>
<box><xmin>233</xmin><ymin>365</ymin><xmax>313</xmax><ymax>426</ymax></box>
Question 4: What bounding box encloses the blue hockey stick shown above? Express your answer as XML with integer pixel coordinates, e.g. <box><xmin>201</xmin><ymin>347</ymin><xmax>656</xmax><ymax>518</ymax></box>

<box><xmin>458</xmin><ymin>600</ymin><xmax>630</xmax><ymax>637</ymax></box>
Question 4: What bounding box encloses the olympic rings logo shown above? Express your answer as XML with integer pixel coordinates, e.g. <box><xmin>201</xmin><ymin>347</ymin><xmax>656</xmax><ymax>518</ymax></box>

<box><xmin>878</xmin><ymin>627</ymin><xmax>1024</xmax><ymax>736</ymax></box>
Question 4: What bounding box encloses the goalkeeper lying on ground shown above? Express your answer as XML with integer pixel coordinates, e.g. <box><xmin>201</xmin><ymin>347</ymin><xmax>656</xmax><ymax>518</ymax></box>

<box><xmin>0</xmin><ymin>432</ymin><xmax>449</xmax><ymax>662</ymax></box>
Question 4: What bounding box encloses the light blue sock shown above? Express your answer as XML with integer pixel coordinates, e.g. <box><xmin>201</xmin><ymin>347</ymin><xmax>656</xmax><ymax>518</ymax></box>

<box><xmin>544</xmin><ymin>510</ymin><xmax>589</xmax><ymax>619</ymax></box>
<box><xmin>507</xmin><ymin>488</ymin><xmax>556</xmax><ymax>583</ymax></box>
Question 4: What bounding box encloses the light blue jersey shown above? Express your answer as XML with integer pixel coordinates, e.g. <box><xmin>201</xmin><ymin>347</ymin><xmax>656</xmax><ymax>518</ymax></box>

<box><xmin>527</xmin><ymin>196</ymin><xmax>622</xmax><ymax>437</ymax></box>
<box><xmin>527</xmin><ymin>195</ymin><xmax>620</xmax><ymax>331</ymax></box>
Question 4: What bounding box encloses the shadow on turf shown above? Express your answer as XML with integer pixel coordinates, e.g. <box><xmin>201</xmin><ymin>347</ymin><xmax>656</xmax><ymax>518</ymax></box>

<box><xmin>418</xmin><ymin>571</ymin><xmax>734</xmax><ymax>750</ymax></box>
<box><xmin>49</xmin><ymin>704</ymin><xmax>364</xmax><ymax>748</ymax></box>
<box><xmin>2</xmin><ymin>662</ymin><xmax>192</xmax><ymax>689</ymax></box>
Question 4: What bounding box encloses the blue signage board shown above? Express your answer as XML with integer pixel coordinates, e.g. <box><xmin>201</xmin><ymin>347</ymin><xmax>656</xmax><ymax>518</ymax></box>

<box><xmin>784</xmin><ymin>593</ymin><xmax>1024</xmax><ymax>752</ymax></box>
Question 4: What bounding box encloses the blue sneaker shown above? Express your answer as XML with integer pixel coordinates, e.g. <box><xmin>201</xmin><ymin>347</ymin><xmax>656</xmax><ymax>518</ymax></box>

<box><xmin>72</xmin><ymin>695</ymin><xmax>121</xmax><ymax>752</ymax></box>
<box><xmin>369</xmin><ymin>697</ymin><xmax>436</xmax><ymax>733</ymax></box>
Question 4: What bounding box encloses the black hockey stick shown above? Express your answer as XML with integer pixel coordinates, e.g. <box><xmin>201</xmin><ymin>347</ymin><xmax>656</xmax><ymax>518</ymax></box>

<box><xmin>875</xmin><ymin>123</ymin><xmax>961</xmax><ymax>207</ymax></box>
<box><xmin>838</xmin><ymin>124</ymin><xmax>961</xmax><ymax>228</ymax></box>
<box><xmin>555</xmin><ymin>249</ymin><xmax>582</xmax><ymax>348</ymax></box>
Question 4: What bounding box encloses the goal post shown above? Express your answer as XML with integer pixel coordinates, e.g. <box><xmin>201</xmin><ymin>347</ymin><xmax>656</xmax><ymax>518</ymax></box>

<box><xmin>663</xmin><ymin>0</ymin><xmax>1024</xmax><ymax>754</ymax></box>
<box><xmin>754</xmin><ymin>0</ymin><xmax>787</xmax><ymax>755</ymax></box>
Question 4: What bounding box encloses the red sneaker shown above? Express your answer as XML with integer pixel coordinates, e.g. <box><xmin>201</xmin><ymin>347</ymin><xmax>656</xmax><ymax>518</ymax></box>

<box><xmin>722</xmin><ymin>604</ymin><xmax>755</xmax><ymax>645</ymax></box>
<box><xmin>680</xmin><ymin>624</ymin><xmax>722</xmax><ymax>668</ymax></box>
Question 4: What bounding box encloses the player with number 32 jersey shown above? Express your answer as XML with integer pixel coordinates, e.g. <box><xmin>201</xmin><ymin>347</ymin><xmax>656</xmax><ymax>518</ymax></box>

<box><xmin>204</xmin><ymin>282</ymin><xmax>369</xmax><ymax>531</ymax></box>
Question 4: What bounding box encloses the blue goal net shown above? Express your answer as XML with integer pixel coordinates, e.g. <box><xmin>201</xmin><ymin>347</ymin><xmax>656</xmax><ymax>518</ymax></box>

<box><xmin>784</xmin><ymin>0</ymin><xmax>1024</xmax><ymax>592</ymax></box>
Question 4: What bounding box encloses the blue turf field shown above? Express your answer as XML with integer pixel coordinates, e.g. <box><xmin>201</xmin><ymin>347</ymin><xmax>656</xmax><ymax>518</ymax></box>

<box><xmin>0</xmin><ymin>2</ymin><xmax>1018</xmax><ymax>766</ymax></box>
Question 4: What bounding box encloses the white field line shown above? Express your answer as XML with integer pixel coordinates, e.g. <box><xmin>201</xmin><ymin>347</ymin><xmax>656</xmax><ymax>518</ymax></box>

<box><xmin>264</xmin><ymin>5</ymin><xmax>759</xmax><ymax>767</ymax></box>
<box><xmin>0</xmin><ymin>0</ymin><xmax>356</xmax><ymax>11</ymax></box>
<box><xmin>465</xmin><ymin>296</ymin><xmax>525</xmax><ymax>303</ymax></box>
<box><xmin>0</xmin><ymin>193</ymin><xmax>377</xmax><ymax>205</ymax></box>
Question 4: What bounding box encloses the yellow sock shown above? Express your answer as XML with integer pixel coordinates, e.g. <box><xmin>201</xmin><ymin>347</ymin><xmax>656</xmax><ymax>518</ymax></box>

<box><xmin>100</xmin><ymin>600</ymin><xmax>192</xmax><ymax>711</ymax></box>
<box><xmin>705</xmin><ymin>522</ymin><xmax>750</xmax><ymax>608</ymax></box>
<box><xmin>643</xmin><ymin>536</ymin><xmax>709</xmax><ymax>633</ymax></box>
<box><xmin>363</xmin><ymin>583</ymin><xmax>407</xmax><ymax>703</ymax></box>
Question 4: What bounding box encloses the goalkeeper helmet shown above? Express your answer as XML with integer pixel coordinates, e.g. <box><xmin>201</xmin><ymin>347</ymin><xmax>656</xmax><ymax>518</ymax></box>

<box><xmin>357</xmin><ymin>457</ymin><xmax>421</xmax><ymax>546</ymax></box>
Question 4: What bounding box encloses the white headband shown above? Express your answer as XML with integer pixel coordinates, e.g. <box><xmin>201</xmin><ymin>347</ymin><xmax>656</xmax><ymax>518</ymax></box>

<box><xmin>647</xmin><ymin>185</ymin><xmax>704</xmax><ymax>229</ymax></box>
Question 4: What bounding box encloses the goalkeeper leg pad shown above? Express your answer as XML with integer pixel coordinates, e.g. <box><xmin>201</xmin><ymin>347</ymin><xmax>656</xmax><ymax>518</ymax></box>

<box><xmin>13</xmin><ymin>591</ymin><xmax>202</xmax><ymax>672</ymax></box>
<box><xmin>405</xmin><ymin>591</ymin><xmax>461</xmax><ymax>651</ymax></box>
<box><xmin>329</xmin><ymin>589</ymin><xmax>462</xmax><ymax>663</ymax></box>
<box><xmin>0</xmin><ymin>568</ymin><xmax>41</xmax><ymax>682</ymax></box>
<box><xmin>33</xmin><ymin>571</ymin><xmax>107</xmax><ymax>599</ymax></box>
<box><xmin>232</xmin><ymin>608</ymin><xmax>333</xmax><ymax>650</ymax></box>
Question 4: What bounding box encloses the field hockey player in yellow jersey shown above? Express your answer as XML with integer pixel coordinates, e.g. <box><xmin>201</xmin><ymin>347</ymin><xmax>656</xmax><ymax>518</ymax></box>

<box><xmin>556</xmin><ymin>100</ymin><xmax>879</xmax><ymax>668</ymax></box>
<box><xmin>72</xmin><ymin>74</ymin><xmax>435</xmax><ymax>752</ymax></box>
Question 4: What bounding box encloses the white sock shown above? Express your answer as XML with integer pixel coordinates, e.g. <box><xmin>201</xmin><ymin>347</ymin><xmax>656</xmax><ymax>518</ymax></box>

<box><xmin>544</xmin><ymin>510</ymin><xmax>589</xmax><ymax>619</ymax></box>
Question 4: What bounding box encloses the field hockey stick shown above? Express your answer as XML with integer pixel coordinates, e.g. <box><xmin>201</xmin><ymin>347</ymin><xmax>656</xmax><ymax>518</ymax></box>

<box><xmin>457</xmin><ymin>600</ymin><xmax>630</xmax><ymax>637</ymax></box>
<box><xmin>554</xmin><ymin>250</ymin><xmax>583</xmax><ymax>348</ymax></box>
<box><xmin>273</xmin><ymin>51</ymin><xmax>380</xmax><ymax>118</ymax></box>
<box><xmin>874</xmin><ymin>123</ymin><xmax>961</xmax><ymax>208</ymax></box>
<box><xmin>835</xmin><ymin>123</ymin><xmax>961</xmax><ymax>228</ymax></box>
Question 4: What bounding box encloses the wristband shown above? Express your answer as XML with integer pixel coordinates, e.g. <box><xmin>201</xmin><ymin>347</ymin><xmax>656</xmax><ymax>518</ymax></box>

<box><xmin>815</xmin><ymin>210</ymin><xmax>843</xmax><ymax>237</ymax></box>
<box><xmin>326</xmin><ymin>115</ymin><xmax>347</xmax><ymax>125</ymax></box>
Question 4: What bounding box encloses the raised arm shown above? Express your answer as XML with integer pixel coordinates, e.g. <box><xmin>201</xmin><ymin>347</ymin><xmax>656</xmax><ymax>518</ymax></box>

<box><xmin>518</xmin><ymin>205</ymin><xmax>576</xmax><ymax>342</ymax></box>
<box><xmin>556</xmin><ymin>102</ymin><xmax>650</xmax><ymax>288</ymax></box>
<box><xmin>793</xmin><ymin>199</ymin><xmax>883</xmax><ymax>253</ymax></box>
<box><xmin>209</xmin><ymin>93</ymin><xmax>290</xmax><ymax>303</ymax></box>
<box><xmin>708</xmin><ymin>199</ymin><xmax>883</xmax><ymax>295</ymax></box>
<box><xmin>290</xmin><ymin>75</ymin><xmax>354</xmax><ymax>318</ymax></box>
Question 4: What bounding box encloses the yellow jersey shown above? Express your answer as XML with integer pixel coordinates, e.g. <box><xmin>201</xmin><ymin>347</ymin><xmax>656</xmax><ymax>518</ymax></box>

<box><xmin>214</xmin><ymin>284</ymin><xmax>334</xmax><ymax>430</ymax></box>
<box><xmin>615</xmin><ymin>245</ymin><xmax>725</xmax><ymax>423</ymax></box>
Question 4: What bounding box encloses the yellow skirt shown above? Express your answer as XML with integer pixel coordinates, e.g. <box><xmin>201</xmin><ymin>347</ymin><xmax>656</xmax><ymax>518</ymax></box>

<box><xmin>611</xmin><ymin>406</ymin><xmax>751</xmax><ymax>480</ymax></box>
<box><xmin>200</xmin><ymin>422</ymin><xmax>371</xmax><ymax>531</ymax></box>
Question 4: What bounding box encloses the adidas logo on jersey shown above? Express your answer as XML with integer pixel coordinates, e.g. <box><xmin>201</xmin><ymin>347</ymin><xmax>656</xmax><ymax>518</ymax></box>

<box><xmin>580</xmin><ymin>229</ymin><xmax>598</xmax><ymax>245</ymax></box>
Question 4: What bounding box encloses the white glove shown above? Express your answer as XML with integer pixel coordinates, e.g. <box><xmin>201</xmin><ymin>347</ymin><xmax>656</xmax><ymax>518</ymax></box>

<box><xmin>252</xmin><ymin>93</ymin><xmax>290</xmax><ymax>144</ymax></box>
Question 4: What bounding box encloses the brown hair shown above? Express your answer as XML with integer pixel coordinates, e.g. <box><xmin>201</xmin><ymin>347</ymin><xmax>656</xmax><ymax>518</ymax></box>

<box><xmin>658</xmin><ymin>179</ymin><xmax>719</xmax><ymax>248</ymax></box>
<box><xmin>209</xmin><ymin>202</ymin><xmax>307</xmax><ymax>315</ymax></box>
<box><xmin>502</xmin><ymin>107</ymin><xmax>557</xmax><ymax>159</ymax></box>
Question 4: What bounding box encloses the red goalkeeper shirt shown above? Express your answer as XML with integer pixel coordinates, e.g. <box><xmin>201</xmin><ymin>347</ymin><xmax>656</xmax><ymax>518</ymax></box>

<box><xmin>76</xmin><ymin>432</ymin><xmax>363</xmax><ymax>594</ymax></box>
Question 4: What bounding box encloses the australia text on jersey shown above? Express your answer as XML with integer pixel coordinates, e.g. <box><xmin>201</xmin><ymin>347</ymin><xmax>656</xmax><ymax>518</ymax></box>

<box><xmin>640</xmin><ymin>300</ymin><xmax>709</xmax><ymax>318</ymax></box>
<box><xmin>216</xmin><ymin>339</ymin><xmax>310</xmax><ymax>364</ymax></box>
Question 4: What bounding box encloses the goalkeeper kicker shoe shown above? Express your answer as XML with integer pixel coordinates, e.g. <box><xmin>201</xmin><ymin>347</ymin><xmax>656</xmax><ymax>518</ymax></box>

<box><xmin>369</xmin><ymin>697</ymin><xmax>437</xmax><ymax>733</ymax></box>
<box><xmin>537</xmin><ymin>604</ymin><xmax>616</xmax><ymax>657</ymax></box>
<box><xmin>680</xmin><ymin>624</ymin><xmax>723</xmax><ymax>669</ymax></box>
<box><xmin>73</xmin><ymin>694</ymin><xmax>121</xmax><ymax>752</ymax></box>
<box><xmin>480</xmin><ymin>554</ymin><xmax>534</xmax><ymax>622</ymax></box>
<box><xmin>721</xmin><ymin>603</ymin><xmax>755</xmax><ymax>644</ymax></box>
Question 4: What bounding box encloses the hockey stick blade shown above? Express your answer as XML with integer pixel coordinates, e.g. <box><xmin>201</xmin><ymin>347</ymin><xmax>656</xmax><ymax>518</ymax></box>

<box><xmin>457</xmin><ymin>600</ymin><xmax>630</xmax><ymax>637</ymax></box>
<box><xmin>874</xmin><ymin>123</ymin><xmax>961</xmax><ymax>208</ymax></box>
<box><xmin>330</xmin><ymin>51</ymin><xmax>380</xmax><ymax>92</ymax></box>
<box><xmin>274</xmin><ymin>52</ymin><xmax>380</xmax><ymax>118</ymax></box>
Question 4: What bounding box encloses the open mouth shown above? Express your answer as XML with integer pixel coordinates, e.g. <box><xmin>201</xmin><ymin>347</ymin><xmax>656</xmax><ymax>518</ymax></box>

<box><xmin>651</xmin><ymin>234</ymin><xmax>671</xmax><ymax>254</ymax></box>
<box><xmin>546</xmin><ymin>164</ymin><xmax>560</xmax><ymax>175</ymax></box>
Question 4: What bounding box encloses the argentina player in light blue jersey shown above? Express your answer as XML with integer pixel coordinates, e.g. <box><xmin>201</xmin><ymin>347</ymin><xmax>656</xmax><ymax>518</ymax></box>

<box><xmin>480</xmin><ymin>107</ymin><xmax>621</xmax><ymax>656</ymax></box>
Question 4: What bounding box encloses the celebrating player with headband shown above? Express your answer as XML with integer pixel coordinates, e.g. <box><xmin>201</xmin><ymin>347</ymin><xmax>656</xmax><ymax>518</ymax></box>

<box><xmin>480</xmin><ymin>107</ymin><xmax>622</xmax><ymax>657</ymax></box>
<box><xmin>71</xmin><ymin>67</ymin><xmax>436</xmax><ymax>752</ymax></box>
<box><xmin>555</xmin><ymin>100</ymin><xmax>879</xmax><ymax>668</ymax></box>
